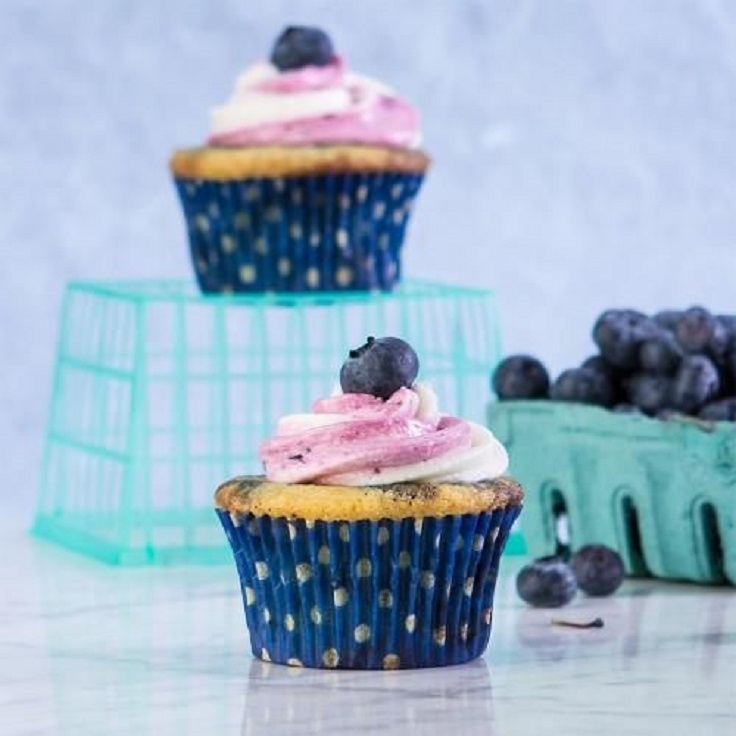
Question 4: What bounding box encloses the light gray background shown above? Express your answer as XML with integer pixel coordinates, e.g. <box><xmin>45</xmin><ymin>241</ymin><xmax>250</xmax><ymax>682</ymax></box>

<box><xmin>2</xmin><ymin>0</ymin><xmax>735</xmax><ymax>519</ymax></box>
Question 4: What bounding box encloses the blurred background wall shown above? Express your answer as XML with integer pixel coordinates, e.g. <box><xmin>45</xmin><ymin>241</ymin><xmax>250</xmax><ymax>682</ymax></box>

<box><xmin>2</xmin><ymin>0</ymin><xmax>735</xmax><ymax>518</ymax></box>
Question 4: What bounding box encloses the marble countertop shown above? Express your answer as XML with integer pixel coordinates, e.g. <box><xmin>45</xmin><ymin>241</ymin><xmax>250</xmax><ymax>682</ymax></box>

<box><xmin>2</xmin><ymin>523</ymin><xmax>734</xmax><ymax>736</ymax></box>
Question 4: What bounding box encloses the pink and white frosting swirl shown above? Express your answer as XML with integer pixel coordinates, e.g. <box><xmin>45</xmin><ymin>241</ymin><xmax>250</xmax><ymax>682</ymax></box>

<box><xmin>259</xmin><ymin>384</ymin><xmax>508</xmax><ymax>486</ymax></box>
<box><xmin>208</xmin><ymin>57</ymin><xmax>421</xmax><ymax>149</ymax></box>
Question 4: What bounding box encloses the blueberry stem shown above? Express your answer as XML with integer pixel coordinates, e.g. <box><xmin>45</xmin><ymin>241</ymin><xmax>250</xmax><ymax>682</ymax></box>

<box><xmin>348</xmin><ymin>336</ymin><xmax>375</xmax><ymax>359</ymax></box>
<box><xmin>551</xmin><ymin>617</ymin><xmax>604</xmax><ymax>629</ymax></box>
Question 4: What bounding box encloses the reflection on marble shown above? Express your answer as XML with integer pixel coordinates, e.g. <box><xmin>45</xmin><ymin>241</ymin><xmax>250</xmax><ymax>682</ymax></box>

<box><xmin>1</xmin><ymin>523</ymin><xmax>735</xmax><ymax>736</ymax></box>
<box><xmin>243</xmin><ymin>659</ymin><xmax>494</xmax><ymax>735</ymax></box>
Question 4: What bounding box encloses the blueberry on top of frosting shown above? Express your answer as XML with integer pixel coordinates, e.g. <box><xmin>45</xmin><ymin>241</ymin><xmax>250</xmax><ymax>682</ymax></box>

<box><xmin>340</xmin><ymin>336</ymin><xmax>420</xmax><ymax>400</ymax></box>
<box><xmin>270</xmin><ymin>26</ymin><xmax>336</xmax><ymax>72</ymax></box>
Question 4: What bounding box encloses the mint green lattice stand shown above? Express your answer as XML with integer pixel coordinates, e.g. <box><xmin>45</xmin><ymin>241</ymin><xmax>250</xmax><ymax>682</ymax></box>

<box><xmin>34</xmin><ymin>280</ymin><xmax>522</xmax><ymax>565</ymax></box>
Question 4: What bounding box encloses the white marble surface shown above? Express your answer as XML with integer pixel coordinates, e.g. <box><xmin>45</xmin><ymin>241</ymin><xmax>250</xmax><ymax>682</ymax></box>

<box><xmin>2</xmin><ymin>522</ymin><xmax>735</xmax><ymax>736</ymax></box>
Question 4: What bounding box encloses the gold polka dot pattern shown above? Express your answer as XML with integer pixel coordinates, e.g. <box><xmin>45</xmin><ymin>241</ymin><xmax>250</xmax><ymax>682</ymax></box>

<box><xmin>176</xmin><ymin>171</ymin><xmax>425</xmax><ymax>293</ymax></box>
<box><xmin>214</xmin><ymin>503</ymin><xmax>521</xmax><ymax>668</ymax></box>
<box><xmin>383</xmin><ymin>654</ymin><xmax>400</xmax><ymax>670</ymax></box>
<box><xmin>322</xmin><ymin>648</ymin><xmax>340</xmax><ymax>668</ymax></box>
<box><xmin>239</xmin><ymin>265</ymin><xmax>256</xmax><ymax>284</ymax></box>
<box><xmin>295</xmin><ymin>563</ymin><xmax>312</xmax><ymax>584</ymax></box>
<box><xmin>333</xmin><ymin>588</ymin><xmax>349</xmax><ymax>607</ymax></box>
<box><xmin>317</xmin><ymin>545</ymin><xmax>331</xmax><ymax>565</ymax></box>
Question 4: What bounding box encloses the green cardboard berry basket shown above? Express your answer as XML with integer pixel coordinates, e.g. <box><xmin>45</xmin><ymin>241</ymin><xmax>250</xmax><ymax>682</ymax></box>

<box><xmin>487</xmin><ymin>400</ymin><xmax>736</xmax><ymax>585</ymax></box>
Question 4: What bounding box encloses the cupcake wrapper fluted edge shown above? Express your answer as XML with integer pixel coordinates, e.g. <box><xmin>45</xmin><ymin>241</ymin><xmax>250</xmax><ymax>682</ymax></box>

<box><xmin>174</xmin><ymin>171</ymin><xmax>424</xmax><ymax>293</ymax></box>
<box><xmin>216</xmin><ymin>505</ymin><xmax>522</xmax><ymax>669</ymax></box>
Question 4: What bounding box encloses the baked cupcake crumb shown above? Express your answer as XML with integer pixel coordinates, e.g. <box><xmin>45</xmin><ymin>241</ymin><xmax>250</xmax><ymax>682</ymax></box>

<box><xmin>215</xmin><ymin>475</ymin><xmax>524</xmax><ymax>521</ymax></box>
<box><xmin>170</xmin><ymin>145</ymin><xmax>430</xmax><ymax>180</ymax></box>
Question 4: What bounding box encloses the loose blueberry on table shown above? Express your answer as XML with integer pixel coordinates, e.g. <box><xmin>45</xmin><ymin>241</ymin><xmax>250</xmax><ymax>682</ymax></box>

<box><xmin>516</xmin><ymin>544</ymin><xmax>624</xmax><ymax>610</ymax></box>
<box><xmin>516</xmin><ymin>556</ymin><xmax>578</xmax><ymax>608</ymax></box>
<box><xmin>570</xmin><ymin>545</ymin><xmax>625</xmax><ymax>597</ymax></box>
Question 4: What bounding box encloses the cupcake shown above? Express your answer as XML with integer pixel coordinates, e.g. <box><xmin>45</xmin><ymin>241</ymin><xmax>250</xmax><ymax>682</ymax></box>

<box><xmin>171</xmin><ymin>26</ymin><xmax>430</xmax><ymax>294</ymax></box>
<box><xmin>215</xmin><ymin>336</ymin><xmax>523</xmax><ymax>669</ymax></box>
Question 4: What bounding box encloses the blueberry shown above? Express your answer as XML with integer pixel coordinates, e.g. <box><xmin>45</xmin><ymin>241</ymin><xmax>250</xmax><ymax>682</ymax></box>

<box><xmin>717</xmin><ymin>315</ymin><xmax>736</xmax><ymax>340</ymax></box>
<box><xmin>492</xmin><ymin>355</ymin><xmax>550</xmax><ymax>400</ymax></box>
<box><xmin>580</xmin><ymin>356</ymin><xmax>625</xmax><ymax>403</ymax></box>
<box><xmin>670</xmin><ymin>355</ymin><xmax>720</xmax><ymax>414</ymax></box>
<box><xmin>623</xmin><ymin>373</ymin><xmax>672</xmax><ymax>416</ymax></box>
<box><xmin>726</xmin><ymin>343</ymin><xmax>736</xmax><ymax>387</ymax></box>
<box><xmin>570</xmin><ymin>545</ymin><xmax>625</xmax><ymax>597</ymax></box>
<box><xmin>653</xmin><ymin>310</ymin><xmax>681</xmax><ymax>332</ymax></box>
<box><xmin>340</xmin><ymin>336</ymin><xmax>419</xmax><ymax>400</ymax></box>
<box><xmin>698</xmin><ymin>398</ymin><xmax>736</xmax><ymax>422</ymax></box>
<box><xmin>581</xmin><ymin>355</ymin><xmax>620</xmax><ymax>380</ymax></box>
<box><xmin>270</xmin><ymin>26</ymin><xmax>335</xmax><ymax>72</ymax></box>
<box><xmin>516</xmin><ymin>556</ymin><xmax>577</xmax><ymax>608</ymax></box>
<box><xmin>674</xmin><ymin>306</ymin><xmax>718</xmax><ymax>354</ymax></box>
<box><xmin>550</xmin><ymin>368</ymin><xmax>614</xmax><ymax>407</ymax></box>
<box><xmin>710</xmin><ymin>321</ymin><xmax>731</xmax><ymax>364</ymax></box>
<box><xmin>639</xmin><ymin>331</ymin><xmax>683</xmax><ymax>375</ymax></box>
<box><xmin>716</xmin><ymin>316</ymin><xmax>736</xmax><ymax>372</ymax></box>
<box><xmin>592</xmin><ymin>310</ymin><xmax>657</xmax><ymax>370</ymax></box>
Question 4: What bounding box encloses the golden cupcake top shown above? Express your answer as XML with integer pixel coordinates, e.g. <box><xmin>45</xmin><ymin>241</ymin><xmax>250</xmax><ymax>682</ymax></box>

<box><xmin>169</xmin><ymin>144</ymin><xmax>430</xmax><ymax>180</ymax></box>
<box><xmin>215</xmin><ymin>475</ymin><xmax>524</xmax><ymax>521</ymax></box>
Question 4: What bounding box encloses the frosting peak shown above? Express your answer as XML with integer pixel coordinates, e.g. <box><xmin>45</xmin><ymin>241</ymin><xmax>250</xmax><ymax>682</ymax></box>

<box><xmin>253</xmin><ymin>56</ymin><xmax>348</xmax><ymax>93</ymax></box>
<box><xmin>259</xmin><ymin>384</ymin><xmax>509</xmax><ymax>486</ymax></box>
<box><xmin>208</xmin><ymin>57</ymin><xmax>421</xmax><ymax>149</ymax></box>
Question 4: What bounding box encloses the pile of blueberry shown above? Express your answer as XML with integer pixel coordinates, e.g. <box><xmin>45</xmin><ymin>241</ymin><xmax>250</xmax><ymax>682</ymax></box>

<box><xmin>517</xmin><ymin>545</ymin><xmax>625</xmax><ymax>608</ymax></box>
<box><xmin>493</xmin><ymin>307</ymin><xmax>736</xmax><ymax>421</ymax></box>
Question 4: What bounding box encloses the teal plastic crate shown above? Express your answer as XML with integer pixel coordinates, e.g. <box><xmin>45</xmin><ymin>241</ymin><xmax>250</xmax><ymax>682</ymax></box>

<box><xmin>487</xmin><ymin>400</ymin><xmax>736</xmax><ymax>585</ymax></box>
<box><xmin>34</xmin><ymin>279</ymin><xmax>516</xmax><ymax>565</ymax></box>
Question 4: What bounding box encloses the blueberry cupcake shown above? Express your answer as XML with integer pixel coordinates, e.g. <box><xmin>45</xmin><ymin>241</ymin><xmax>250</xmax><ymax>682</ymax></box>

<box><xmin>215</xmin><ymin>337</ymin><xmax>523</xmax><ymax>669</ymax></box>
<box><xmin>171</xmin><ymin>27</ymin><xmax>430</xmax><ymax>293</ymax></box>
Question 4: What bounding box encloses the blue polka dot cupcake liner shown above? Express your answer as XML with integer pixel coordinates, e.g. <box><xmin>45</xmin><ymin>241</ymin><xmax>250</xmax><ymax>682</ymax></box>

<box><xmin>216</xmin><ymin>505</ymin><xmax>522</xmax><ymax>669</ymax></box>
<box><xmin>173</xmin><ymin>171</ymin><xmax>425</xmax><ymax>293</ymax></box>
